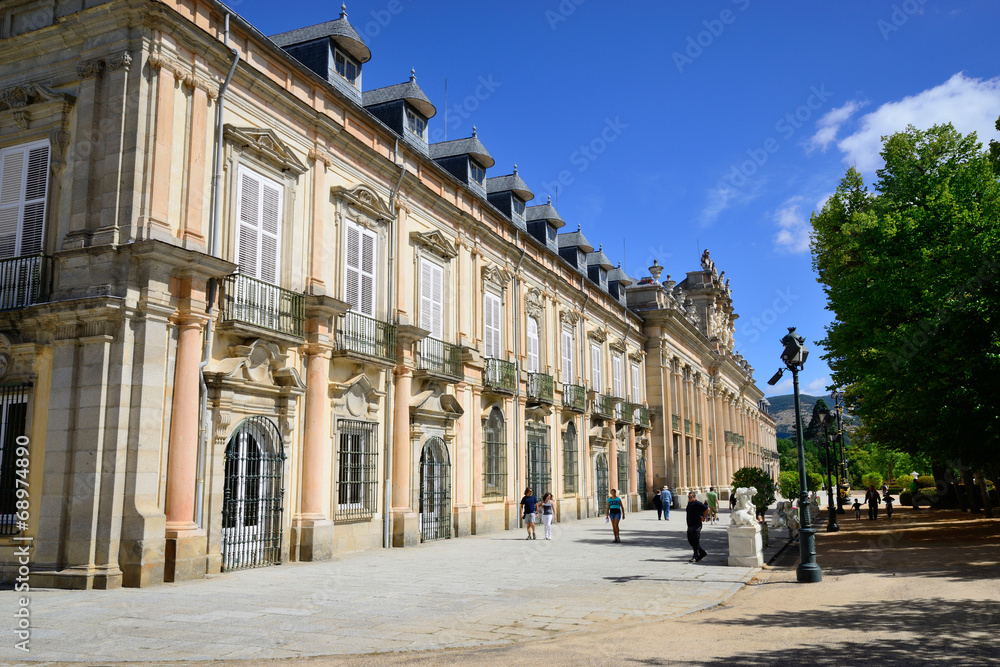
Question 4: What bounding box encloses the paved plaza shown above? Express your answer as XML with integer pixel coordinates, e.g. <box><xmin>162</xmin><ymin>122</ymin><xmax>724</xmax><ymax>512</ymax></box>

<box><xmin>2</xmin><ymin>508</ymin><xmax>775</xmax><ymax>664</ymax></box>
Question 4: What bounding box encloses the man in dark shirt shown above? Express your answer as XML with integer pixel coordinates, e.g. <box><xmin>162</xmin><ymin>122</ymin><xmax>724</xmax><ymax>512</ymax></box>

<box><xmin>685</xmin><ymin>491</ymin><xmax>709</xmax><ymax>563</ymax></box>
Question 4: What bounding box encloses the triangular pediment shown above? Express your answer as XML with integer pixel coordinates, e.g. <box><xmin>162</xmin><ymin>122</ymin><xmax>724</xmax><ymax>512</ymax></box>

<box><xmin>481</xmin><ymin>263</ymin><xmax>513</xmax><ymax>289</ymax></box>
<box><xmin>333</xmin><ymin>184</ymin><xmax>395</xmax><ymax>224</ymax></box>
<box><xmin>411</xmin><ymin>230</ymin><xmax>458</xmax><ymax>259</ymax></box>
<box><xmin>225</xmin><ymin>125</ymin><xmax>307</xmax><ymax>174</ymax></box>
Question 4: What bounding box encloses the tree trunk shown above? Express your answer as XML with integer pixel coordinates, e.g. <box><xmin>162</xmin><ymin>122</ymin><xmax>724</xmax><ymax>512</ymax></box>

<box><xmin>976</xmin><ymin>471</ymin><xmax>994</xmax><ymax>519</ymax></box>
<box><xmin>960</xmin><ymin>466</ymin><xmax>979</xmax><ymax>513</ymax></box>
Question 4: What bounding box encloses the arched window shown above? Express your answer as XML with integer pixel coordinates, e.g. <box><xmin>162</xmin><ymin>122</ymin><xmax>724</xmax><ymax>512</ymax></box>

<box><xmin>483</xmin><ymin>407</ymin><xmax>507</xmax><ymax>499</ymax></box>
<box><xmin>563</xmin><ymin>421</ymin><xmax>578</xmax><ymax>495</ymax></box>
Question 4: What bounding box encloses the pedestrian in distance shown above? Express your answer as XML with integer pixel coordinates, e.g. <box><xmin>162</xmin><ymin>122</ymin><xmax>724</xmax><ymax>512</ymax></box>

<box><xmin>660</xmin><ymin>486</ymin><xmax>672</xmax><ymax>521</ymax></box>
<box><xmin>706</xmin><ymin>486</ymin><xmax>719</xmax><ymax>524</ymax></box>
<box><xmin>540</xmin><ymin>492</ymin><xmax>555</xmax><ymax>539</ymax></box>
<box><xmin>883</xmin><ymin>492</ymin><xmax>894</xmax><ymax>519</ymax></box>
<box><xmin>607</xmin><ymin>488</ymin><xmax>625</xmax><ymax>543</ymax></box>
<box><xmin>686</xmin><ymin>492</ymin><xmax>709</xmax><ymax>562</ymax></box>
<box><xmin>653</xmin><ymin>488</ymin><xmax>663</xmax><ymax>520</ymax></box>
<box><xmin>520</xmin><ymin>487</ymin><xmax>538</xmax><ymax>540</ymax></box>
<box><xmin>729</xmin><ymin>491</ymin><xmax>737</xmax><ymax>511</ymax></box>
<box><xmin>864</xmin><ymin>484</ymin><xmax>881</xmax><ymax>520</ymax></box>
<box><xmin>852</xmin><ymin>498</ymin><xmax>862</xmax><ymax>520</ymax></box>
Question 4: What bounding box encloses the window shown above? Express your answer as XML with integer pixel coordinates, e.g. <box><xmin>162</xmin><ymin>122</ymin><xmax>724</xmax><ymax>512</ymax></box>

<box><xmin>561</xmin><ymin>329</ymin><xmax>574</xmax><ymax>385</ymax></box>
<box><xmin>526</xmin><ymin>425</ymin><xmax>551</xmax><ymax>499</ymax></box>
<box><xmin>0</xmin><ymin>140</ymin><xmax>49</xmax><ymax>259</ymax></box>
<box><xmin>235</xmin><ymin>166</ymin><xmax>282</xmax><ymax>284</ymax></box>
<box><xmin>590</xmin><ymin>342</ymin><xmax>602</xmax><ymax>391</ymax></box>
<box><xmin>334</xmin><ymin>48</ymin><xmax>359</xmax><ymax>86</ymax></box>
<box><xmin>617</xmin><ymin>447</ymin><xmax>628</xmax><ymax>495</ymax></box>
<box><xmin>512</xmin><ymin>198</ymin><xmax>525</xmax><ymax>218</ymax></box>
<box><xmin>344</xmin><ymin>221</ymin><xmax>376</xmax><ymax>316</ymax></box>
<box><xmin>612</xmin><ymin>353</ymin><xmax>624</xmax><ymax>399</ymax></box>
<box><xmin>0</xmin><ymin>385</ymin><xmax>28</xmax><ymax>536</ymax></box>
<box><xmin>469</xmin><ymin>161</ymin><xmax>485</xmax><ymax>186</ymax></box>
<box><xmin>526</xmin><ymin>317</ymin><xmax>540</xmax><ymax>373</ymax></box>
<box><xmin>483</xmin><ymin>407</ymin><xmax>507</xmax><ymax>500</ymax></box>
<box><xmin>563</xmin><ymin>421</ymin><xmax>578</xmax><ymax>495</ymax></box>
<box><xmin>484</xmin><ymin>291</ymin><xmax>502</xmax><ymax>359</ymax></box>
<box><xmin>337</xmin><ymin>420</ymin><xmax>378</xmax><ymax>518</ymax></box>
<box><xmin>631</xmin><ymin>363</ymin><xmax>642</xmax><ymax>402</ymax></box>
<box><xmin>546</xmin><ymin>224</ymin><xmax>557</xmax><ymax>243</ymax></box>
<box><xmin>599</xmin><ymin>268</ymin><xmax>608</xmax><ymax>286</ymax></box>
<box><xmin>405</xmin><ymin>109</ymin><xmax>426</xmax><ymax>139</ymax></box>
<box><xmin>419</xmin><ymin>257</ymin><xmax>444</xmax><ymax>340</ymax></box>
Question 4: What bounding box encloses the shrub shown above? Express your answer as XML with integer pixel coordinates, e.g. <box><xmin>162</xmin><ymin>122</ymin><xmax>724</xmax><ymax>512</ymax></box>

<box><xmin>899</xmin><ymin>490</ymin><xmax>912</xmax><ymax>505</ymax></box>
<box><xmin>917</xmin><ymin>475</ymin><xmax>936</xmax><ymax>489</ymax></box>
<box><xmin>918</xmin><ymin>487</ymin><xmax>937</xmax><ymax>497</ymax></box>
<box><xmin>778</xmin><ymin>470</ymin><xmax>822</xmax><ymax>500</ymax></box>
<box><xmin>861</xmin><ymin>472</ymin><xmax>884</xmax><ymax>489</ymax></box>
<box><xmin>731</xmin><ymin>466</ymin><xmax>777</xmax><ymax>517</ymax></box>
<box><xmin>887</xmin><ymin>486</ymin><xmax>902</xmax><ymax>494</ymax></box>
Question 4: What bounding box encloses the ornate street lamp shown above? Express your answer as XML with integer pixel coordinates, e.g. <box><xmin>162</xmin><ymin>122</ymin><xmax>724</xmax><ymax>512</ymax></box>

<box><xmin>770</xmin><ymin>327</ymin><xmax>822</xmax><ymax>583</ymax></box>
<box><xmin>816</xmin><ymin>407</ymin><xmax>840</xmax><ymax>532</ymax></box>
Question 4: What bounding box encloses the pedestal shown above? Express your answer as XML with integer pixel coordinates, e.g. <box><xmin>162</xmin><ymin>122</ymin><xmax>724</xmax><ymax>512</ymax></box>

<box><xmin>391</xmin><ymin>510</ymin><xmax>420</xmax><ymax>547</ymax></box>
<box><xmin>164</xmin><ymin>528</ymin><xmax>207</xmax><ymax>582</ymax></box>
<box><xmin>293</xmin><ymin>517</ymin><xmax>334</xmax><ymax>561</ymax></box>
<box><xmin>727</xmin><ymin>523</ymin><xmax>764</xmax><ymax>567</ymax></box>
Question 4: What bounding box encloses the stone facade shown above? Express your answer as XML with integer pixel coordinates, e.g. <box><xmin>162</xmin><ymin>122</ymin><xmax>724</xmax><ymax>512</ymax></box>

<box><xmin>0</xmin><ymin>0</ymin><xmax>776</xmax><ymax>588</ymax></box>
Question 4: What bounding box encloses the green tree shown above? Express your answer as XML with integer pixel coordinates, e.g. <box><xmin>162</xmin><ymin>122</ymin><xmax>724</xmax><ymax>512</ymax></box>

<box><xmin>778</xmin><ymin>470</ymin><xmax>823</xmax><ymax>500</ymax></box>
<box><xmin>811</xmin><ymin>123</ymin><xmax>1000</xmax><ymax>477</ymax></box>
<box><xmin>731</xmin><ymin>466</ymin><xmax>777</xmax><ymax>517</ymax></box>
<box><xmin>803</xmin><ymin>398</ymin><xmax>829</xmax><ymax>443</ymax></box>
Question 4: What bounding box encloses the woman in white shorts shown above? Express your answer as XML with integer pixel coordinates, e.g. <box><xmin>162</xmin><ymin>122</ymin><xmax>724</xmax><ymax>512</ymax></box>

<box><xmin>540</xmin><ymin>493</ymin><xmax>555</xmax><ymax>539</ymax></box>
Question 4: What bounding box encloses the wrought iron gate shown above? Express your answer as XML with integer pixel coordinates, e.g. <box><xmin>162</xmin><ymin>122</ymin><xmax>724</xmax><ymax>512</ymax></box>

<box><xmin>596</xmin><ymin>453</ymin><xmax>609</xmax><ymax>515</ymax></box>
<box><xmin>0</xmin><ymin>385</ymin><xmax>29</xmax><ymax>536</ymax></box>
<box><xmin>526</xmin><ymin>425</ymin><xmax>551</xmax><ymax>499</ymax></box>
<box><xmin>221</xmin><ymin>416</ymin><xmax>285</xmax><ymax>571</ymax></box>
<box><xmin>637</xmin><ymin>455</ymin><xmax>647</xmax><ymax>510</ymax></box>
<box><xmin>420</xmin><ymin>437</ymin><xmax>451</xmax><ymax>542</ymax></box>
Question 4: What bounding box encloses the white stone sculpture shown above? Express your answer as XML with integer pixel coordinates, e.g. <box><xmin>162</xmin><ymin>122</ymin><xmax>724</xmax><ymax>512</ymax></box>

<box><xmin>730</xmin><ymin>486</ymin><xmax>757</xmax><ymax>526</ymax></box>
<box><xmin>770</xmin><ymin>500</ymin><xmax>792</xmax><ymax>531</ymax></box>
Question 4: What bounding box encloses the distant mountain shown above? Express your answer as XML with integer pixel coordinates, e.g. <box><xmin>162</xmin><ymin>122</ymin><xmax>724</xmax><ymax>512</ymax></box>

<box><xmin>763</xmin><ymin>394</ymin><xmax>858</xmax><ymax>441</ymax></box>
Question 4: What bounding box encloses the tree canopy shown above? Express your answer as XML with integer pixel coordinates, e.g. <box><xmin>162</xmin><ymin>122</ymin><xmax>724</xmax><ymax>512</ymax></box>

<box><xmin>811</xmin><ymin>122</ymin><xmax>1000</xmax><ymax>475</ymax></box>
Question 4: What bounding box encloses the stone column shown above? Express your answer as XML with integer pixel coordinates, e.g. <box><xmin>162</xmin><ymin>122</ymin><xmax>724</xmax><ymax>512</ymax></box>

<box><xmin>470</xmin><ymin>386</ymin><xmax>485</xmax><ymax>532</ymax></box>
<box><xmin>295</xmin><ymin>343</ymin><xmax>333</xmax><ymax>560</ymax></box>
<box><xmin>627</xmin><ymin>425</ymin><xmax>638</xmax><ymax>506</ymax></box>
<box><xmin>164</xmin><ymin>284</ymin><xmax>209</xmax><ymax>582</ymax></box>
<box><xmin>391</xmin><ymin>367</ymin><xmax>416</xmax><ymax>546</ymax></box>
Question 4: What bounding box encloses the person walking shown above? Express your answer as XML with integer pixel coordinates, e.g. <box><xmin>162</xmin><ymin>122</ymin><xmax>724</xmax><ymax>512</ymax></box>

<box><xmin>706</xmin><ymin>486</ymin><xmax>719</xmax><ymax>524</ymax></box>
<box><xmin>660</xmin><ymin>486</ymin><xmax>672</xmax><ymax>521</ymax></box>
<box><xmin>864</xmin><ymin>484</ymin><xmax>881</xmax><ymax>520</ymax></box>
<box><xmin>652</xmin><ymin>488</ymin><xmax>663</xmax><ymax>520</ymax></box>
<box><xmin>883</xmin><ymin>491</ymin><xmax>894</xmax><ymax>519</ymax></box>
<box><xmin>685</xmin><ymin>491</ymin><xmax>709</xmax><ymax>562</ymax></box>
<box><xmin>520</xmin><ymin>487</ymin><xmax>538</xmax><ymax>539</ymax></box>
<box><xmin>729</xmin><ymin>491</ymin><xmax>737</xmax><ymax>511</ymax></box>
<box><xmin>540</xmin><ymin>492</ymin><xmax>555</xmax><ymax>539</ymax></box>
<box><xmin>607</xmin><ymin>488</ymin><xmax>625</xmax><ymax>543</ymax></box>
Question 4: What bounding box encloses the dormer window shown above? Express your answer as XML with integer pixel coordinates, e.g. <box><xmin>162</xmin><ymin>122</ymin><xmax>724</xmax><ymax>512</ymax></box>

<box><xmin>334</xmin><ymin>47</ymin><xmax>359</xmax><ymax>86</ymax></box>
<box><xmin>600</xmin><ymin>268</ymin><xmax>608</xmax><ymax>285</ymax></box>
<box><xmin>405</xmin><ymin>108</ymin><xmax>426</xmax><ymax>139</ymax></box>
<box><xmin>546</xmin><ymin>224</ymin><xmax>557</xmax><ymax>243</ymax></box>
<box><xmin>512</xmin><ymin>198</ymin><xmax>525</xmax><ymax>218</ymax></box>
<box><xmin>577</xmin><ymin>250</ymin><xmax>586</xmax><ymax>267</ymax></box>
<box><xmin>470</xmin><ymin>161</ymin><xmax>485</xmax><ymax>186</ymax></box>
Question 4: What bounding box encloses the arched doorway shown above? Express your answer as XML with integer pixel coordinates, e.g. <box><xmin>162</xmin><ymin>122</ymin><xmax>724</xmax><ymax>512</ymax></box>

<box><xmin>595</xmin><ymin>452</ymin><xmax>609</xmax><ymax>515</ymax></box>
<box><xmin>419</xmin><ymin>437</ymin><xmax>451</xmax><ymax>542</ymax></box>
<box><xmin>637</xmin><ymin>454</ymin><xmax>647</xmax><ymax>510</ymax></box>
<box><xmin>221</xmin><ymin>416</ymin><xmax>285</xmax><ymax>571</ymax></box>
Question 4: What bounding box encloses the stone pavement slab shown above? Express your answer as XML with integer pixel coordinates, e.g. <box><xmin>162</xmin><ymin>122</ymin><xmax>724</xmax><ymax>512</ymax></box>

<box><xmin>1</xmin><ymin>509</ymin><xmax>772</xmax><ymax>664</ymax></box>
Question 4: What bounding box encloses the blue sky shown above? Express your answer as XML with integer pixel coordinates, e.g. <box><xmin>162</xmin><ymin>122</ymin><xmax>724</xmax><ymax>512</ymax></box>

<box><xmin>232</xmin><ymin>0</ymin><xmax>1000</xmax><ymax>397</ymax></box>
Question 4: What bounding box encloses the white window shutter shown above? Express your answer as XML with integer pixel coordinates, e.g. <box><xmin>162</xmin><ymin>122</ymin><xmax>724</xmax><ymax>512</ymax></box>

<box><xmin>613</xmin><ymin>354</ymin><xmax>623</xmax><ymax>398</ymax></box>
<box><xmin>527</xmin><ymin>317</ymin><xmax>539</xmax><ymax>373</ymax></box>
<box><xmin>632</xmin><ymin>364</ymin><xmax>641</xmax><ymax>402</ymax></box>
<box><xmin>561</xmin><ymin>330</ymin><xmax>574</xmax><ymax>385</ymax></box>
<box><xmin>420</xmin><ymin>258</ymin><xmax>444</xmax><ymax>340</ymax></box>
<box><xmin>591</xmin><ymin>343</ymin><xmax>602</xmax><ymax>391</ymax></box>
<box><xmin>236</xmin><ymin>169</ymin><xmax>260</xmax><ymax>278</ymax></box>
<box><xmin>345</xmin><ymin>224</ymin><xmax>361</xmax><ymax>310</ymax></box>
<box><xmin>259</xmin><ymin>179</ymin><xmax>281</xmax><ymax>284</ymax></box>
<box><xmin>236</xmin><ymin>166</ymin><xmax>282</xmax><ymax>283</ymax></box>
<box><xmin>360</xmin><ymin>228</ymin><xmax>376</xmax><ymax>316</ymax></box>
<box><xmin>0</xmin><ymin>142</ymin><xmax>49</xmax><ymax>259</ymax></box>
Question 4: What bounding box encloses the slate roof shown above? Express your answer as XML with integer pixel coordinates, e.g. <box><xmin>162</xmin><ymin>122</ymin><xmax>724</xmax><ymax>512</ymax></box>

<box><xmin>270</xmin><ymin>6</ymin><xmax>371</xmax><ymax>63</ymax></box>
<box><xmin>363</xmin><ymin>73</ymin><xmax>436</xmax><ymax>118</ymax></box>
<box><xmin>586</xmin><ymin>246</ymin><xmax>614</xmax><ymax>270</ymax></box>
<box><xmin>485</xmin><ymin>167</ymin><xmax>533</xmax><ymax>202</ymax></box>
<box><xmin>557</xmin><ymin>225</ymin><xmax>594</xmax><ymax>253</ymax></box>
<box><xmin>525</xmin><ymin>196</ymin><xmax>566</xmax><ymax>229</ymax></box>
<box><xmin>429</xmin><ymin>129</ymin><xmax>495</xmax><ymax>168</ymax></box>
<box><xmin>608</xmin><ymin>264</ymin><xmax>634</xmax><ymax>286</ymax></box>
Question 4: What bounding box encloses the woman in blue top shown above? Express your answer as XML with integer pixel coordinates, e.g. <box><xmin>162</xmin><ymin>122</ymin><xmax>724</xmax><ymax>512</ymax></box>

<box><xmin>607</xmin><ymin>488</ymin><xmax>625</xmax><ymax>543</ymax></box>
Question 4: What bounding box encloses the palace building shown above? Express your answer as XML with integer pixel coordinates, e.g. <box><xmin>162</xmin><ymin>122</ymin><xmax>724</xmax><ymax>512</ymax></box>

<box><xmin>0</xmin><ymin>0</ymin><xmax>776</xmax><ymax>588</ymax></box>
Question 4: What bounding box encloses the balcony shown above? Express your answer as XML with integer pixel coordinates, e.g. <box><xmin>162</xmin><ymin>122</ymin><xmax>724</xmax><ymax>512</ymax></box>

<box><xmin>615</xmin><ymin>401</ymin><xmax>634</xmax><ymax>424</ymax></box>
<box><xmin>592</xmin><ymin>393</ymin><xmax>615</xmax><ymax>419</ymax></box>
<box><xmin>417</xmin><ymin>337</ymin><xmax>463</xmax><ymax>381</ymax></box>
<box><xmin>635</xmin><ymin>405</ymin><xmax>650</xmax><ymax>429</ymax></box>
<box><xmin>483</xmin><ymin>358</ymin><xmax>516</xmax><ymax>394</ymax></box>
<box><xmin>335</xmin><ymin>311</ymin><xmax>397</xmax><ymax>365</ymax></box>
<box><xmin>221</xmin><ymin>273</ymin><xmax>303</xmax><ymax>338</ymax></box>
<box><xmin>527</xmin><ymin>372</ymin><xmax>554</xmax><ymax>404</ymax></box>
<box><xmin>0</xmin><ymin>254</ymin><xmax>52</xmax><ymax>311</ymax></box>
<box><xmin>562</xmin><ymin>383</ymin><xmax>586</xmax><ymax>412</ymax></box>
<box><xmin>672</xmin><ymin>414</ymin><xmax>679</xmax><ymax>431</ymax></box>
<box><xmin>724</xmin><ymin>431</ymin><xmax>746</xmax><ymax>447</ymax></box>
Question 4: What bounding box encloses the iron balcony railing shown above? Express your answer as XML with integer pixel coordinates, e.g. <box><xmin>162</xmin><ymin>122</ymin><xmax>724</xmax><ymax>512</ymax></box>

<box><xmin>527</xmin><ymin>372</ymin><xmax>554</xmax><ymax>404</ymax></box>
<box><xmin>672</xmin><ymin>414</ymin><xmax>680</xmax><ymax>431</ymax></box>
<box><xmin>483</xmin><ymin>358</ymin><xmax>516</xmax><ymax>393</ymax></box>
<box><xmin>336</xmin><ymin>311</ymin><xmax>396</xmax><ymax>363</ymax></box>
<box><xmin>593</xmin><ymin>393</ymin><xmax>615</xmax><ymax>419</ymax></box>
<box><xmin>0</xmin><ymin>254</ymin><xmax>52</xmax><ymax>311</ymax></box>
<box><xmin>221</xmin><ymin>273</ymin><xmax>304</xmax><ymax>337</ymax></box>
<box><xmin>615</xmin><ymin>402</ymin><xmax>634</xmax><ymax>423</ymax></box>
<box><xmin>562</xmin><ymin>383</ymin><xmax>586</xmax><ymax>412</ymax></box>
<box><xmin>417</xmin><ymin>337</ymin><xmax>464</xmax><ymax>379</ymax></box>
<box><xmin>636</xmin><ymin>405</ymin><xmax>650</xmax><ymax>428</ymax></box>
<box><xmin>725</xmin><ymin>431</ymin><xmax>746</xmax><ymax>447</ymax></box>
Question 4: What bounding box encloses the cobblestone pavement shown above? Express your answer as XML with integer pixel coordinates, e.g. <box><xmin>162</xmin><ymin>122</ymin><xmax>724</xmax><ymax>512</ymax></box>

<box><xmin>2</xmin><ymin>509</ymin><xmax>770</xmax><ymax>664</ymax></box>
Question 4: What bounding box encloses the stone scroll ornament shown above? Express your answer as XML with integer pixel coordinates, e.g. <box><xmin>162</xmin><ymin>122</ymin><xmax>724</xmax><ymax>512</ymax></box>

<box><xmin>729</xmin><ymin>486</ymin><xmax>758</xmax><ymax>526</ymax></box>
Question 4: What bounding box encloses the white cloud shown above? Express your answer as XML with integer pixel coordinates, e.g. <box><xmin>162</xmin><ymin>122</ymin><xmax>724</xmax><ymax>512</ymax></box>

<box><xmin>808</xmin><ymin>100</ymin><xmax>867</xmax><ymax>153</ymax></box>
<box><xmin>764</xmin><ymin>377</ymin><xmax>793</xmax><ymax>397</ymax></box>
<box><xmin>805</xmin><ymin>376</ymin><xmax>831</xmax><ymax>395</ymax></box>
<box><xmin>773</xmin><ymin>197</ymin><xmax>812</xmax><ymax>254</ymax></box>
<box><xmin>700</xmin><ymin>177</ymin><xmax>766</xmax><ymax>226</ymax></box>
<box><xmin>837</xmin><ymin>73</ymin><xmax>1000</xmax><ymax>173</ymax></box>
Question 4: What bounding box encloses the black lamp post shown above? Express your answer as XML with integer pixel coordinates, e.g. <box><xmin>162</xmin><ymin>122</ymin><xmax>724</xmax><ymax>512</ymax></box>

<box><xmin>769</xmin><ymin>326</ymin><xmax>822</xmax><ymax>583</ymax></box>
<box><xmin>816</xmin><ymin>407</ymin><xmax>840</xmax><ymax>532</ymax></box>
